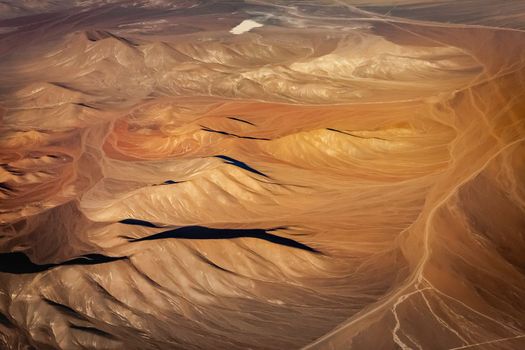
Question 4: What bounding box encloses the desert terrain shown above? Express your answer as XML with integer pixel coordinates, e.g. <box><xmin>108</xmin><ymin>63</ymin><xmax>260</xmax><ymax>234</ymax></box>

<box><xmin>0</xmin><ymin>1</ymin><xmax>524</xmax><ymax>349</ymax></box>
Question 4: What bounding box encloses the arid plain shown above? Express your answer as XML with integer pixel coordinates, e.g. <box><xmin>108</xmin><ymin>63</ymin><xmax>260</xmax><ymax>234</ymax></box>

<box><xmin>1</xmin><ymin>1</ymin><xmax>525</xmax><ymax>349</ymax></box>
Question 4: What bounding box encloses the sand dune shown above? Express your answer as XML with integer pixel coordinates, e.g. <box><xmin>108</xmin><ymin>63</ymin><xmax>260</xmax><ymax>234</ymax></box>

<box><xmin>1</xmin><ymin>1</ymin><xmax>524</xmax><ymax>349</ymax></box>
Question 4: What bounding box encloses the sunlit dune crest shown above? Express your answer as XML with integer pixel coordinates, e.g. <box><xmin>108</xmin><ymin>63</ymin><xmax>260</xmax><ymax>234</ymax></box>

<box><xmin>0</xmin><ymin>1</ymin><xmax>525</xmax><ymax>349</ymax></box>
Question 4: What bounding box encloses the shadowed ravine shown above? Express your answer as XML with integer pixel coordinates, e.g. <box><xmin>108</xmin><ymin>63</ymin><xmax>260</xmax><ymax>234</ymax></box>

<box><xmin>0</xmin><ymin>252</ymin><xmax>127</xmax><ymax>274</ymax></box>
<box><xmin>1</xmin><ymin>1</ymin><xmax>525</xmax><ymax>349</ymax></box>
<box><xmin>122</xmin><ymin>225</ymin><xmax>320</xmax><ymax>253</ymax></box>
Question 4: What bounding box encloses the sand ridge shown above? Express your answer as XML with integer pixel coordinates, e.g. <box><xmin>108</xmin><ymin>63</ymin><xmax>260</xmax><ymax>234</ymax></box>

<box><xmin>0</xmin><ymin>1</ymin><xmax>524</xmax><ymax>349</ymax></box>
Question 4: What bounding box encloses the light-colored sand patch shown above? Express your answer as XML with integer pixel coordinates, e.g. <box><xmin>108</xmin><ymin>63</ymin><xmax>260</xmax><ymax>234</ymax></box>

<box><xmin>230</xmin><ymin>19</ymin><xmax>264</xmax><ymax>35</ymax></box>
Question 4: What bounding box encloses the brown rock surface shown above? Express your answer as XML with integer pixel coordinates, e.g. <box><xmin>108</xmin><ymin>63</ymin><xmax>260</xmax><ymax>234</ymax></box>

<box><xmin>1</xmin><ymin>1</ymin><xmax>524</xmax><ymax>349</ymax></box>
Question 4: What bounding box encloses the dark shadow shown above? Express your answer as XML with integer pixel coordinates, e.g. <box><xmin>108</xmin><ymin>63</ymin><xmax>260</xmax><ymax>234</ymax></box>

<box><xmin>151</xmin><ymin>180</ymin><xmax>184</xmax><ymax>186</ymax></box>
<box><xmin>200</xmin><ymin>125</ymin><xmax>269</xmax><ymax>140</ymax></box>
<box><xmin>1</xmin><ymin>164</ymin><xmax>23</xmax><ymax>176</ymax></box>
<box><xmin>0</xmin><ymin>312</ymin><xmax>14</xmax><ymax>328</ymax></box>
<box><xmin>152</xmin><ymin>180</ymin><xmax>181</xmax><ymax>186</ymax></box>
<box><xmin>50</xmin><ymin>82</ymin><xmax>84</xmax><ymax>93</ymax></box>
<box><xmin>0</xmin><ymin>182</ymin><xmax>13</xmax><ymax>192</ymax></box>
<box><xmin>119</xmin><ymin>218</ymin><xmax>164</xmax><ymax>228</ymax></box>
<box><xmin>85</xmin><ymin>29</ymin><xmax>139</xmax><ymax>47</ymax></box>
<box><xmin>227</xmin><ymin>116</ymin><xmax>256</xmax><ymax>126</ymax></box>
<box><xmin>70</xmin><ymin>324</ymin><xmax>117</xmax><ymax>340</ymax></box>
<box><xmin>0</xmin><ymin>252</ymin><xmax>127</xmax><ymax>274</ymax></box>
<box><xmin>162</xmin><ymin>180</ymin><xmax>179</xmax><ymax>185</ymax></box>
<box><xmin>214</xmin><ymin>155</ymin><xmax>269</xmax><ymax>178</ymax></box>
<box><xmin>122</xmin><ymin>226</ymin><xmax>320</xmax><ymax>254</ymax></box>
<box><xmin>194</xmin><ymin>251</ymin><xmax>237</xmax><ymax>274</ymax></box>
<box><xmin>74</xmin><ymin>102</ymin><xmax>98</xmax><ymax>110</ymax></box>
<box><xmin>43</xmin><ymin>298</ymin><xmax>88</xmax><ymax>321</ymax></box>
<box><xmin>326</xmin><ymin>128</ymin><xmax>387</xmax><ymax>141</ymax></box>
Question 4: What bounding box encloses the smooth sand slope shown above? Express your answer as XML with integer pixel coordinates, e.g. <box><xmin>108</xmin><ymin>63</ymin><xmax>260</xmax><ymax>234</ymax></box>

<box><xmin>0</xmin><ymin>1</ymin><xmax>524</xmax><ymax>349</ymax></box>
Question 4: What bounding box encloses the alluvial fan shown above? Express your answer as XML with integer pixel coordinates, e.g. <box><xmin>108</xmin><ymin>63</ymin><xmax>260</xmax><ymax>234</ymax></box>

<box><xmin>1</xmin><ymin>1</ymin><xmax>525</xmax><ymax>349</ymax></box>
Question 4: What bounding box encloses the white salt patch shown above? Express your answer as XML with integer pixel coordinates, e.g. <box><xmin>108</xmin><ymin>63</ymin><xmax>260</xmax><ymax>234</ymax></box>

<box><xmin>229</xmin><ymin>19</ymin><xmax>263</xmax><ymax>35</ymax></box>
